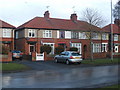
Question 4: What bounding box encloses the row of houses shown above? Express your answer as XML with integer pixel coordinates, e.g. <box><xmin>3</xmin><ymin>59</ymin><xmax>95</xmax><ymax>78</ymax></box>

<box><xmin>0</xmin><ymin>11</ymin><xmax>120</xmax><ymax>60</ymax></box>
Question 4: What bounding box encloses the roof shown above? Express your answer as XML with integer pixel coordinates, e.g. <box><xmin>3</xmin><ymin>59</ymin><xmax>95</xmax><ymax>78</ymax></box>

<box><xmin>0</xmin><ymin>20</ymin><xmax>16</xmax><ymax>29</ymax></box>
<box><xmin>102</xmin><ymin>24</ymin><xmax>120</xmax><ymax>34</ymax></box>
<box><xmin>17</xmin><ymin>17</ymin><xmax>102</xmax><ymax>32</ymax></box>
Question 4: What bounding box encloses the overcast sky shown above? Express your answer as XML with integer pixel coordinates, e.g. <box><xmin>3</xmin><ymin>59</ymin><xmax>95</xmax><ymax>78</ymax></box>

<box><xmin>0</xmin><ymin>0</ymin><xmax>118</xmax><ymax>27</ymax></box>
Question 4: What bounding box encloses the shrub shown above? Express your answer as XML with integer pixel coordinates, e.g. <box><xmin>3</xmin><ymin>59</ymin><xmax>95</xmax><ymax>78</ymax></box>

<box><xmin>0</xmin><ymin>44</ymin><xmax>10</xmax><ymax>55</ymax></box>
<box><xmin>40</xmin><ymin>45</ymin><xmax>52</xmax><ymax>54</ymax></box>
<box><xmin>55</xmin><ymin>46</ymin><xmax>64</xmax><ymax>54</ymax></box>
<box><xmin>69</xmin><ymin>47</ymin><xmax>78</xmax><ymax>52</ymax></box>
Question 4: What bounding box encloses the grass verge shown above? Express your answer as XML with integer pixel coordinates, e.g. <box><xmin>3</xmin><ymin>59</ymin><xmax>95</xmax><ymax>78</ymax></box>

<box><xmin>1</xmin><ymin>63</ymin><xmax>30</xmax><ymax>72</ymax></box>
<box><xmin>82</xmin><ymin>58</ymin><xmax>119</xmax><ymax>65</ymax></box>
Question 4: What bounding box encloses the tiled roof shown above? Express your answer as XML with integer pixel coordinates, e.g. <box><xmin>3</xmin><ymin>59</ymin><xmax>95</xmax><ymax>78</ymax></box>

<box><xmin>102</xmin><ymin>24</ymin><xmax>120</xmax><ymax>34</ymax></box>
<box><xmin>0</xmin><ymin>20</ymin><xmax>16</xmax><ymax>28</ymax></box>
<box><xmin>17</xmin><ymin>17</ymin><xmax>102</xmax><ymax>32</ymax></box>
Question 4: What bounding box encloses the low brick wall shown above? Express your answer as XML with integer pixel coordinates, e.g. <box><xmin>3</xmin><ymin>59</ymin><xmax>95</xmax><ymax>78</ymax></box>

<box><xmin>0</xmin><ymin>52</ymin><xmax>12</xmax><ymax>62</ymax></box>
<box><xmin>44</xmin><ymin>52</ymin><xmax>54</xmax><ymax>61</ymax></box>
<box><xmin>93</xmin><ymin>52</ymin><xmax>106</xmax><ymax>59</ymax></box>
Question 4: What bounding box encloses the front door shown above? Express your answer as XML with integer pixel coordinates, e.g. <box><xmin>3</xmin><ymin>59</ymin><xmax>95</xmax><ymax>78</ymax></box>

<box><xmin>29</xmin><ymin>45</ymin><xmax>35</xmax><ymax>55</ymax></box>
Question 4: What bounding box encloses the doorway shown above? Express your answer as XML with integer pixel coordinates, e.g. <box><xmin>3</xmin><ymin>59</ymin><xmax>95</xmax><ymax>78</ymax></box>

<box><xmin>29</xmin><ymin>45</ymin><xmax>35</xmax><ymax>55</ymax></box>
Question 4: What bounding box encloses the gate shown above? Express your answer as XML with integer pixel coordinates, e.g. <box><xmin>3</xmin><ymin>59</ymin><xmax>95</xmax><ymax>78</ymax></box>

<box><xmin>36</xmin><ymin>53</ymin><xmax>44</xmax><ymax>61</ymax></box>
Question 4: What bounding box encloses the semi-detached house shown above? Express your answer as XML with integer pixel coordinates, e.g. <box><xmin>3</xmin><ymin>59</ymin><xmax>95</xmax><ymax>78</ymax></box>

<box><xmin>15</xmin><ymin>11</ymin><xmax>110</xmax><ymax>59</ymax></box>
<box><xmin>0</xmin><ymin>20</ymin><xmax>16</xmax><ymax>51</ymax></box>
<box><xmin>102</xmin><ymin>20</ymin><xmax>120</xmax><ymax>57</ymax></box>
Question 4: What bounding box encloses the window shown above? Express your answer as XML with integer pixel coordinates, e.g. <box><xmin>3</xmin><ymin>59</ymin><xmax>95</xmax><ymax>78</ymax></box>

<box><xmin>114</xmin><ymin>45</ymin><xmax>118</xmax><ymax>53</ymax></box>
<box><xmin>93</xmin><ymin>43</ymin><xmax>101</xmax><ymax>53</ymax></box>
<box><xmin>28</xmin><ymin>29</ymin><xmax>35</xmax><ymax>37</ymax></box>
<box><xmin>71</xmin><ymin>31</ymin><xmax>79</xmax><ymax>39</ymax></box>
<box><xmin>79</xmin><ymin>32</ymin><xmax>87</xmax><ymax>39</ymax></box>
<box><xmin>43</xmin><ymin>30</ymin><xmax>52</xmax><ymax>38</ymax></box>
<box><xmin>3</xmin><ymin>29</ymin><xmax>11</xmax><ymax>37</ymax></box>
<box><xmin>16</xmin><ymin>31</ymin><xmax>18</xmax><ymax>39</ymax></box>
<box><xmin>102</xmin><ymin>33</ymin><xmax>108</xmax><ymax>40</ymax></box>
<box><xmin>71</xmin><ymin>43</ymin><xmax>82</xmax><ymax>54</ymax></box>
<box><xmin>92</xmin><ymin>33</ymin><xmax>99</xmax><ymax>39</ymax></box>
<box><xmin>59</xmin><ymin>31</ymin><xmax>65</xmax><ymax>38</ymax></box>
<box><xmin>102</xmin><ymin>43</ymin><xmax>107</xmax><ymax>52</ymax></box>
<box><xmin>114</xmin><ymin>34</ymin><xmax>118</xmax><ymax>41</ymax></box>
<box><xmin>65</xmin><ymin>31</ymin><xmax>71</xmax><ymax>39</ymax></box>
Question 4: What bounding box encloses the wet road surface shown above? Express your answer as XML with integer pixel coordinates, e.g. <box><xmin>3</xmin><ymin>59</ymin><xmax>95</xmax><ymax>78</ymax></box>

<box><xmin>2</xmin><ymin>63</ymin><xmax>119</xmax><ymax>88</ymax></box>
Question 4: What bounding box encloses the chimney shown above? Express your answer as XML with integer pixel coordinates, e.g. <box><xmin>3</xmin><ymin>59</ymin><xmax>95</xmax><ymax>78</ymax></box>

<box><xmin>70</xmin><ymin>13</ymin><xmax>77</xmax><ymax>22</ymax></box>
<box><xmin>44</xmin><ymin>11</ymin><xmax>50</xmax><ymax>19</ymax></box>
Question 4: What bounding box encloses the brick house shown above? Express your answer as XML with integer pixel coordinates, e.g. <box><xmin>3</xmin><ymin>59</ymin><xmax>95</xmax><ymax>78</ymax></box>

<box><xmin>102</xmin><ymin>20</ymin><xmax>120</xmax><ymax>57</ymax></box>
<box><xmin>0</xmin><ymin>20</ymin><xmax>16</xmax><ymax>51</ymax></box>
<box><xmin>15</xmin><ymin>11</ymin><xmax>109</xmax><ymax>59</ymax></box>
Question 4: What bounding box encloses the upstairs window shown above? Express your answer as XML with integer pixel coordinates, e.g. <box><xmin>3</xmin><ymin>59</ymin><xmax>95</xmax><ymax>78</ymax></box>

<box><xmin>114</xmin><ymin>34</ymin><xmax>118</xmax><ymax>41</ymax></box>
<box><xmin>102</xmin><ymin>33</ymin><xmax>108</xmax><ymax>40</ymax></box>
<box><xmin>16</xmin><ymin>31</ymin><xmax>18</xmax><ymax>39</ymax></box>
<box><xmin>28</xmin><ymin>29</ymin><xmax>35</xmax><ymax>38</ymax></box>
<box><xmin>59</xmin><ymin>31</ymin><xmax>65</xmax><ymax>38</ymax></box>
<box><xmin>3</xmin><ymin>29</ymin><xmax>11</xmax><ymax>38</ymax></box>
<box><xmin>92</xmin><ymin>33</ymin><xmax>99</xmax><ymax>39</ymax></box>
<box><xmin>79</xmin><ymin>32</ymin><xmax>87</xmax><ymax>39</ymax></box>
<box><xmin>71</xmin><ymin>31</ymin><xmax>79</xmax><ymax>39</ymax></box>
<box><xmin>43</xmin><ymin>30</ymin><xmax>52</xmax><ymax>38</ymax></box>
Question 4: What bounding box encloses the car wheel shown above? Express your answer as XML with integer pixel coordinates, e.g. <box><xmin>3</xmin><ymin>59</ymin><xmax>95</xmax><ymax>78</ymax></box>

<box><xmin>55</xmin><ymin>58</ymin><xmax>58</xmax><ymax>63</ymax></box>
<box><xmin>66</xmin><ymin>60</ymin><xmax>70</xmax><ymax>65</ymax></box>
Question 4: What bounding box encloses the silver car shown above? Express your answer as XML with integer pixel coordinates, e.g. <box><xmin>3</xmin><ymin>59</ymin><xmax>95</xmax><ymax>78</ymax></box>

<box><xmin>54</xmin><ymin>51</ymin><xmax>82</xmax><ymax>65</ymax></box>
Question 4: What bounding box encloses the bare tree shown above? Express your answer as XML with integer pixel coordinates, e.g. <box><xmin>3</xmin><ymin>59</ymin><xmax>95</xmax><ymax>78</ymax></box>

<box><xmin>80</xmin><ymin>8</ymin><xmax>106</xmax><ymax>27</ymax></box>
<box><xmin>80</xmin><ymin>8</ymin><xmax>106</xmax><ymax>61</ymax></box>
<box><xmin>113</xmin><ymin>0</ymin><xmax>120</xmax><ymax>19</ymax></box>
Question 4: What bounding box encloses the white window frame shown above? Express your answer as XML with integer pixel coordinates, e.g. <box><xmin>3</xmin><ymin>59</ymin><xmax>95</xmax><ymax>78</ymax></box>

<box><xmin>79</xmin><ymin>32</ymin><xmax>87</xmax><ymax>39</ymax></box>
<box><xmin>43</xmin><ymin>43</ymin><xmax>54</xmax><ymax>54</ymax></box>
<box><xmin>93</xmin><ymin>43</ymin><xmax>101</xmax><ymax>53</ymax></box>
<box><xmin>102</xmin><ymin>43</ymin><xmax>108</xmax><ymax>52</ymax></box>
<box><xmin>71</xmin><ymin>31</ymin><xmax>79</xmax><ymax>39</ymax></box>
<box><xmin>28</xmin><ymin>29</ymin><xmax>36</xmax><ymax>38</ymax></box>
<box><xmin>65</xmin><ymin>31</ymin><xmax>71</xmax><ymax>39</ymax></box>
<box><xmin>114</xmin><ymin>44</ymin><xmax>118</xmax><ymax>53</ymax></box>
<box><xmin>102</xmin><ymin>33</ymin><xmax>107</xmax><ymax>40</ymax></box>
<box><xmin>43</xmin><ymin>30</ymin><xmax>52</xmax><ymax>38</ymax></box>
<box><xmin>92</xmin><ymin>33</ymin><xmax>99</xmax><ymax>39</ymax></box>
<box><xmin>16</xmin><ymin>31</ymin><xmax>18</xmax><ymax>39</ymax></box>
<box><xmin>114</xmin><ymin>34</ymin><xmax>118</xmax><ymax>41</ymax></box>
<box><xmin>71</xmin><ymin>43</ymin><xmax>82</xmax><ymax>54</ymax></box>
<box><xmin>3</xmin><ymin>29</ymin><xmax>11</xmax><ymax>38</ymax></box>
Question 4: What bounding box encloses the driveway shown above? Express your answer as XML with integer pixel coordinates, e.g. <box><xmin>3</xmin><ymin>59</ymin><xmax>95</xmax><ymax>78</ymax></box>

<box><xmin>2</xmin><ymin>60</ymin><xmax>119</xmax><ymax>88</ymax></box>
<box><xmin>17</xmin><ymin>60</ymin><xmax>97</xmax><ymax>71</ymax></box>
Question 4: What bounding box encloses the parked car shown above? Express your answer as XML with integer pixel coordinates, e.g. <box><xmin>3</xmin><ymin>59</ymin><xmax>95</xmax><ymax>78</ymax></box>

<box><xmin>12</xmin><ymin>50</ymin><xmax>23</xmax><ymax>60</ymax></box>
<box><xmin>54</xmin><ymin>51</ymin><xmax>82</xmax><ymax>64</ymax></box>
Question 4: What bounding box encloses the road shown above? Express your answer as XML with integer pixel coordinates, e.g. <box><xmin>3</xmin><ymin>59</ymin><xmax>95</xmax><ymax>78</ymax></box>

<box><xmin>2</xmin><ymin>60</ymin><xmax>119</xmax><ymax>88</ymax></box>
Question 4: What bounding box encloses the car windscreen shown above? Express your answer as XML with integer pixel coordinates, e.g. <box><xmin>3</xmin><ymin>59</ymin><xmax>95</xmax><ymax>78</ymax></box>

<box><xmin>12</xmin><ymin>51</ymin><xmax>21</xmax><ymax>53</ymax></box>
<box><xmin>71</xmin><ymin>53</ymin><xmax>80</xmax><ymax>56</ymax></box>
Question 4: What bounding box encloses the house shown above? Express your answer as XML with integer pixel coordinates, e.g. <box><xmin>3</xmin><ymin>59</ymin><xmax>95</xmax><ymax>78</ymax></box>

<box><xmin>0</xmin><ymin>20</ymin><xmax>16</xmax><ymax>51</ymax></box>
<box><xmin>15</xmin><ymin>11</ymin><xmax>109</xmax><ymax>59</ymax></box>
<box><xmin>102</xmin><ymin>20</ymin><xmax>120</xmax><ymax>57</ymax></box>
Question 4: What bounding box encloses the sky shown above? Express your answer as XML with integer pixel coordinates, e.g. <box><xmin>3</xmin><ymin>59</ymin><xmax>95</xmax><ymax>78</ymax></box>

<box><xmin>0</xmin><ymin>0</ymin><xmax>118</xmax><ymax>27</ymax></box>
